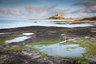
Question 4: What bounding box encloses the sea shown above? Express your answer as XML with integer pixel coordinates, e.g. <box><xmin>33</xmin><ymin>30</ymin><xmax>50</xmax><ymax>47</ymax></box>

<box><xmin>0</xmin><ymin>19</ymin><xmax>93</xmax><ymax>29</ymax></box>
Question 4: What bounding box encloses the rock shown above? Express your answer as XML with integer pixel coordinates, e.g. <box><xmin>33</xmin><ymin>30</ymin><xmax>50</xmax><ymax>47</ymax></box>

<box><xmin>61</xmin><ymin>34</ymin><xmax>66</xmax><ymax>36</ymax></box>
<box><xmin>89</xmin><ymin>61</ymin><xmax>96</xmax><ymax>64</ymax></box>
<box><xmin>67</xmin><ymin>38</ymin><xmax>82</xmax><ymax>43</ymax></box>
<box><xmin>22</xmin><ymin>51</ymin><xmax>33</xmax><ymax>56</ymax></box>
<box><xmin>85</xmin><ymin>37</ymin><xmax>96</xmax><ymax>42</ymax></box>
<box><xmin>32</xmin><ymin>55</ymin><xmax>41</xmax><ymax>59</ymax></box>
<box><xmin>0</xmin><ymin>49</ymin><xmax>81</xmax><ymax>64</ymax></box>
<box><xmin>0</xmin><ymin>57</ymin><xmax>26</xmax><ymax>64</ymax></box>
<box><xmin>71</xmin><ymin>38</ymin><xmax>81</xmax><ymax>42</ymax></box>
<box><xmin>21</xmin><ymin>49</ymin><xmax>41</xmax><ymax>59</ymax></box>
<box><xmin>0</xmin><ymin>45</ymin><xmax>4</xmax><ymax>49</ymax></box>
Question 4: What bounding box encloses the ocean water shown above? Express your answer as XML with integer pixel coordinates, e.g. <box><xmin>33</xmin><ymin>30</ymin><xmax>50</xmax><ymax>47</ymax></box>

<box><xmin>0</xmin><ymin>20</ymin><xmax>93</xmax><ymax>29</ymax></box>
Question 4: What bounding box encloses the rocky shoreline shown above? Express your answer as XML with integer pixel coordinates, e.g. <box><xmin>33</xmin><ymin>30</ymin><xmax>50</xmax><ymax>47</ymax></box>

<box><xmin>32</xmin><ymin>19</ymin><xmax>96</xmax><ymax>25</ymax></box>
<box><xmin>0</xmin><ymin>26</ymin><xmax>96</xmax><ymax>64</ymax></box>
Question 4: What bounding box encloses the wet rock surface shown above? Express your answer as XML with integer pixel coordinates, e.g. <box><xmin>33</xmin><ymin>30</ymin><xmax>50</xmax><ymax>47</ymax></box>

<box><xmin>0</xmin><ymin>26</ymin><xmax>96</xmax><ymax>64</ymax></box>
<box><xmin>0</xmin><ymin>26</ymin><xmax>95</xmax><ymax>43</ymax></box>
<box><xmin>0</xmin><ymin>49</ymin><xmax>79</xmax><ymax>64</ymax></box>
<box><xmin>0</xmin><ymin>49</ymin><xmax>96</xmax><ymax>64</ymax></box>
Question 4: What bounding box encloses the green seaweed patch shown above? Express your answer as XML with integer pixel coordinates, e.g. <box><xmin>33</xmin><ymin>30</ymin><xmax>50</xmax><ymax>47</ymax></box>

<box><xmin>38</xmin><ymin>51</ymin><xmax>48</xmax><ymax>57</ymax></box>
<box><xmin>0</xmin><ymin>49</ymin><xmax>11</xmax><ymax>53</ymax></box>
<box><xmin>62</xmin><ymin>42</ymin><xmax>78</xmax><ymax>45</ymax></box>
<box><xmin>6</xmin><ymin>32</ymin><xmax>12</xmax><ymax>34</ymax></box>
<box><xmin>73</xmin><ymin>57</ymin><xmax>90</xmax><ymax>64</ymax></box>
<box><xmin>32</xmin><ymin>41</ymin><xmax>59</xmax><ymax>45</ymax></box>
<box><xmin>82</xmin><ymin>41</ymin><xmax>96</xmax><ymax>58</ymax></box>
<box><xmin>10</xmin><ymin>46</ymin><xmax>29</xmax><ymax>51</ymax></box>
<box><xmin>10</xmin><ymin>44</ymin><xmax>35</xmax><ymax>51</ymax></box>
<box><xmin>0</xmin><ymin>35</ymin><xmax>23</xmax><ymax>45</ymax></box>
<box><xmin>93</xmin><ymin>35</ymin><xmax>96</xmax><ymax>38</ymax></box>
<box><xmin>65</xmin><ymin>34</ymin><xmax>71</xmax><ymax>37</ymax></box>
<box><xmin>82</xmin><ymin>16</ymin><xmax>96</xmax><ymax>21</ymax></box>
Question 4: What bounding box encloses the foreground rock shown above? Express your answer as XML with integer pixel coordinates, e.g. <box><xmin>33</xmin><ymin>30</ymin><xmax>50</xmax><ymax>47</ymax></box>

<box><xmin>0</xmin><ymin>49</ymin><xmax>96</xmax><ymax>64</ymax></box>
<box><xmin>0</xmin><ymin>49</ymin><xmax>81</xmax><ymax>64</ymax></box>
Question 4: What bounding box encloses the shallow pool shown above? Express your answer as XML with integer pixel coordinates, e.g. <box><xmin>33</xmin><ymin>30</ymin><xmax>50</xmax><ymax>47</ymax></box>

<box><xmin>22</xmin><ymin>33</ymin><xmax>34</xmax><ymax>36</ymax></box>
<box><xmin>0</xmin><ymin>33</ymin><xmax>5</xmax><ymax>34</ymax></box>
<box><xmin>25</xmin><ymin>39</ymin><xmax>86</xmax><ymax>57</ymax></box>
<box><xmin>5</xmin><ymin>36</ymin><xmax>30</xmax><ymax>43</ymax></box>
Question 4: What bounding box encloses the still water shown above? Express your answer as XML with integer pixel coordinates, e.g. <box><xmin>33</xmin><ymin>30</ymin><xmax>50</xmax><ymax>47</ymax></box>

<box><xmin>25</xmin><ymin>39</ymin><xmax>86</xmax><ymax>57</ymax></box>
<box><xmin>0</xmin><ymin>20</ymin><xmax>93</xmax><ymax>29</ymax></box>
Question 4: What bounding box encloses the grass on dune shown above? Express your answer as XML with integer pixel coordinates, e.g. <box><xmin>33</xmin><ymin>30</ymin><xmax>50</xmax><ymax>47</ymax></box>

<box><xmin>82</xmin><ymin>16</ymin><xmax>96</xmax><ymax>21</ymax></box>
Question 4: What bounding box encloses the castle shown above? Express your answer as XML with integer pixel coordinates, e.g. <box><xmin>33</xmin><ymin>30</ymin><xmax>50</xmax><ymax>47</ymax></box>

<box><xmin>49</xmin><ymin>13</ymin><xmax>64</xmax><ymax>19</ymax></box>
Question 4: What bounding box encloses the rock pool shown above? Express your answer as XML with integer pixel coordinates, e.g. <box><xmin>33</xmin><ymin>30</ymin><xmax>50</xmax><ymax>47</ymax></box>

<box><xmin>5</xmin><ymin>36</ymin><xmax>30</xmax><ymax>43</ymax></box>
<box><xmin>25</xmin><ymin>39</ymin><xmax>86</xmax><ymax>57</ymax></box>
<box><xmin>22</xmin><ymin>33</ymin><xmax>34</xmax><ymax>36</ymax></box>
<box><xmin>0</xmin><ymin>33</ymin><xmax>5</xmax><ymax>34</ymax></box>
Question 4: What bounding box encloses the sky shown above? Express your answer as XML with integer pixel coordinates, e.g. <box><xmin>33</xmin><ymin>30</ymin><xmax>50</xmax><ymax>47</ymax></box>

<box><xmin>0</xmin><ymin>0</ymin><xmax>96</xmax><ymax>19</ymax></box>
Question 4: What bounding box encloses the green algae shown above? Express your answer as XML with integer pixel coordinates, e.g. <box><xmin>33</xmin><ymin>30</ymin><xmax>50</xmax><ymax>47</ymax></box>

<box><xmin>10</xmin><ymin>46</ymin><xmax>29</xmax><ymax>51</ymax></box>
<box><xmin>32</xmin><ymin>41</ymin><xmax>59</xmax><ymax>45</ymax></box>
<box><xmin>0</xmin><ymin>35</ymin><xmax>23</xmax><ymax>45</ymax></box>
<box><xmin>10</xmin><ymin>45</ymin><xmax>48</xmax><ymax>57</ymax></box>
<box><xmin>73</xmin><ymin>57</ymin><xmax>89</xmax><ymax>64</ymax></box>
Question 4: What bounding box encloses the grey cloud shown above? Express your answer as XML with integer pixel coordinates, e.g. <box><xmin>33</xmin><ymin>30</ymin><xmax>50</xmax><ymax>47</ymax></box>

<box><xmin>74</xmin><ymin>1</ymin><xmax>96</xmax><ymax>6</ymax></box>
<box><xmin>48</xmin><ymin>4</ymin><xmax>58</xmax><ymax>10</ymax></box>
<box><xmin>0</xmin><ymin>3</ymin><xmax>96</xmax><ymax>19</ymax></box>
<box><xmin>24</xmin><ymin>4</ymin><xmax>72</xmax><ymax>18</ymax></box>
<box><xmin>0</xmin><ymin>8</ymin><xmax>21</xmax><ymax>15</ymax></box>
<box><xmin>73</xmin><ymin>1</ymin><xmax>96</xmax><ymax>18</ymax></box>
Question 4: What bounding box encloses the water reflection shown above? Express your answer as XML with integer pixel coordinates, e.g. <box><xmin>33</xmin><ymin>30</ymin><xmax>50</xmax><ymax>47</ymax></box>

<box><xmin>25</xmin><ymin>39</ymin><xmax>86</xmax><ymax>57</ymax></box>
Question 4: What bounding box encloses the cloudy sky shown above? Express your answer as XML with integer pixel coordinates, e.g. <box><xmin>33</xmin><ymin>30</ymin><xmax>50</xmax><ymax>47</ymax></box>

<box><xmin>0</xmin><ymin>0</ymin><xmax>96</xmax><ymax>19</ymax></box>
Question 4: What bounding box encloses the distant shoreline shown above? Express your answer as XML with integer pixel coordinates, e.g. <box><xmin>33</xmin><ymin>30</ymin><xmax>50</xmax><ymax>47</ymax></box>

<box><xmin>31</xmin><ymin>19</ymin><xmax>80</xmax><ymax>22</ymax></box>
<box><xmin>31</xmin><ymin>19</ymin><xmax>96</xmax><ymax>25</ymax></box>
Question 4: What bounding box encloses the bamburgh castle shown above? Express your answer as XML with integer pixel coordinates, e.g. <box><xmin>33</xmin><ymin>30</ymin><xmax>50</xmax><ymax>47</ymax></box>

<box><xmin>49</xmin><ymin>14</ymin><xmax>64</xmax><ymax>19</ymax></box>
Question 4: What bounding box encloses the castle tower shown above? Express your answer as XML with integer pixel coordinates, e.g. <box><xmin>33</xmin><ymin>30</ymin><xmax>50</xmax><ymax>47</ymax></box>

<box><xmin>49</xmin><ymin>13</ymin><xmax>64</xmax><ymax>19</ymax></box>
<box><xmin>57</xmin><ymin>13</ymin><xmax>61</xmax><ymax>16</ymax></box>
